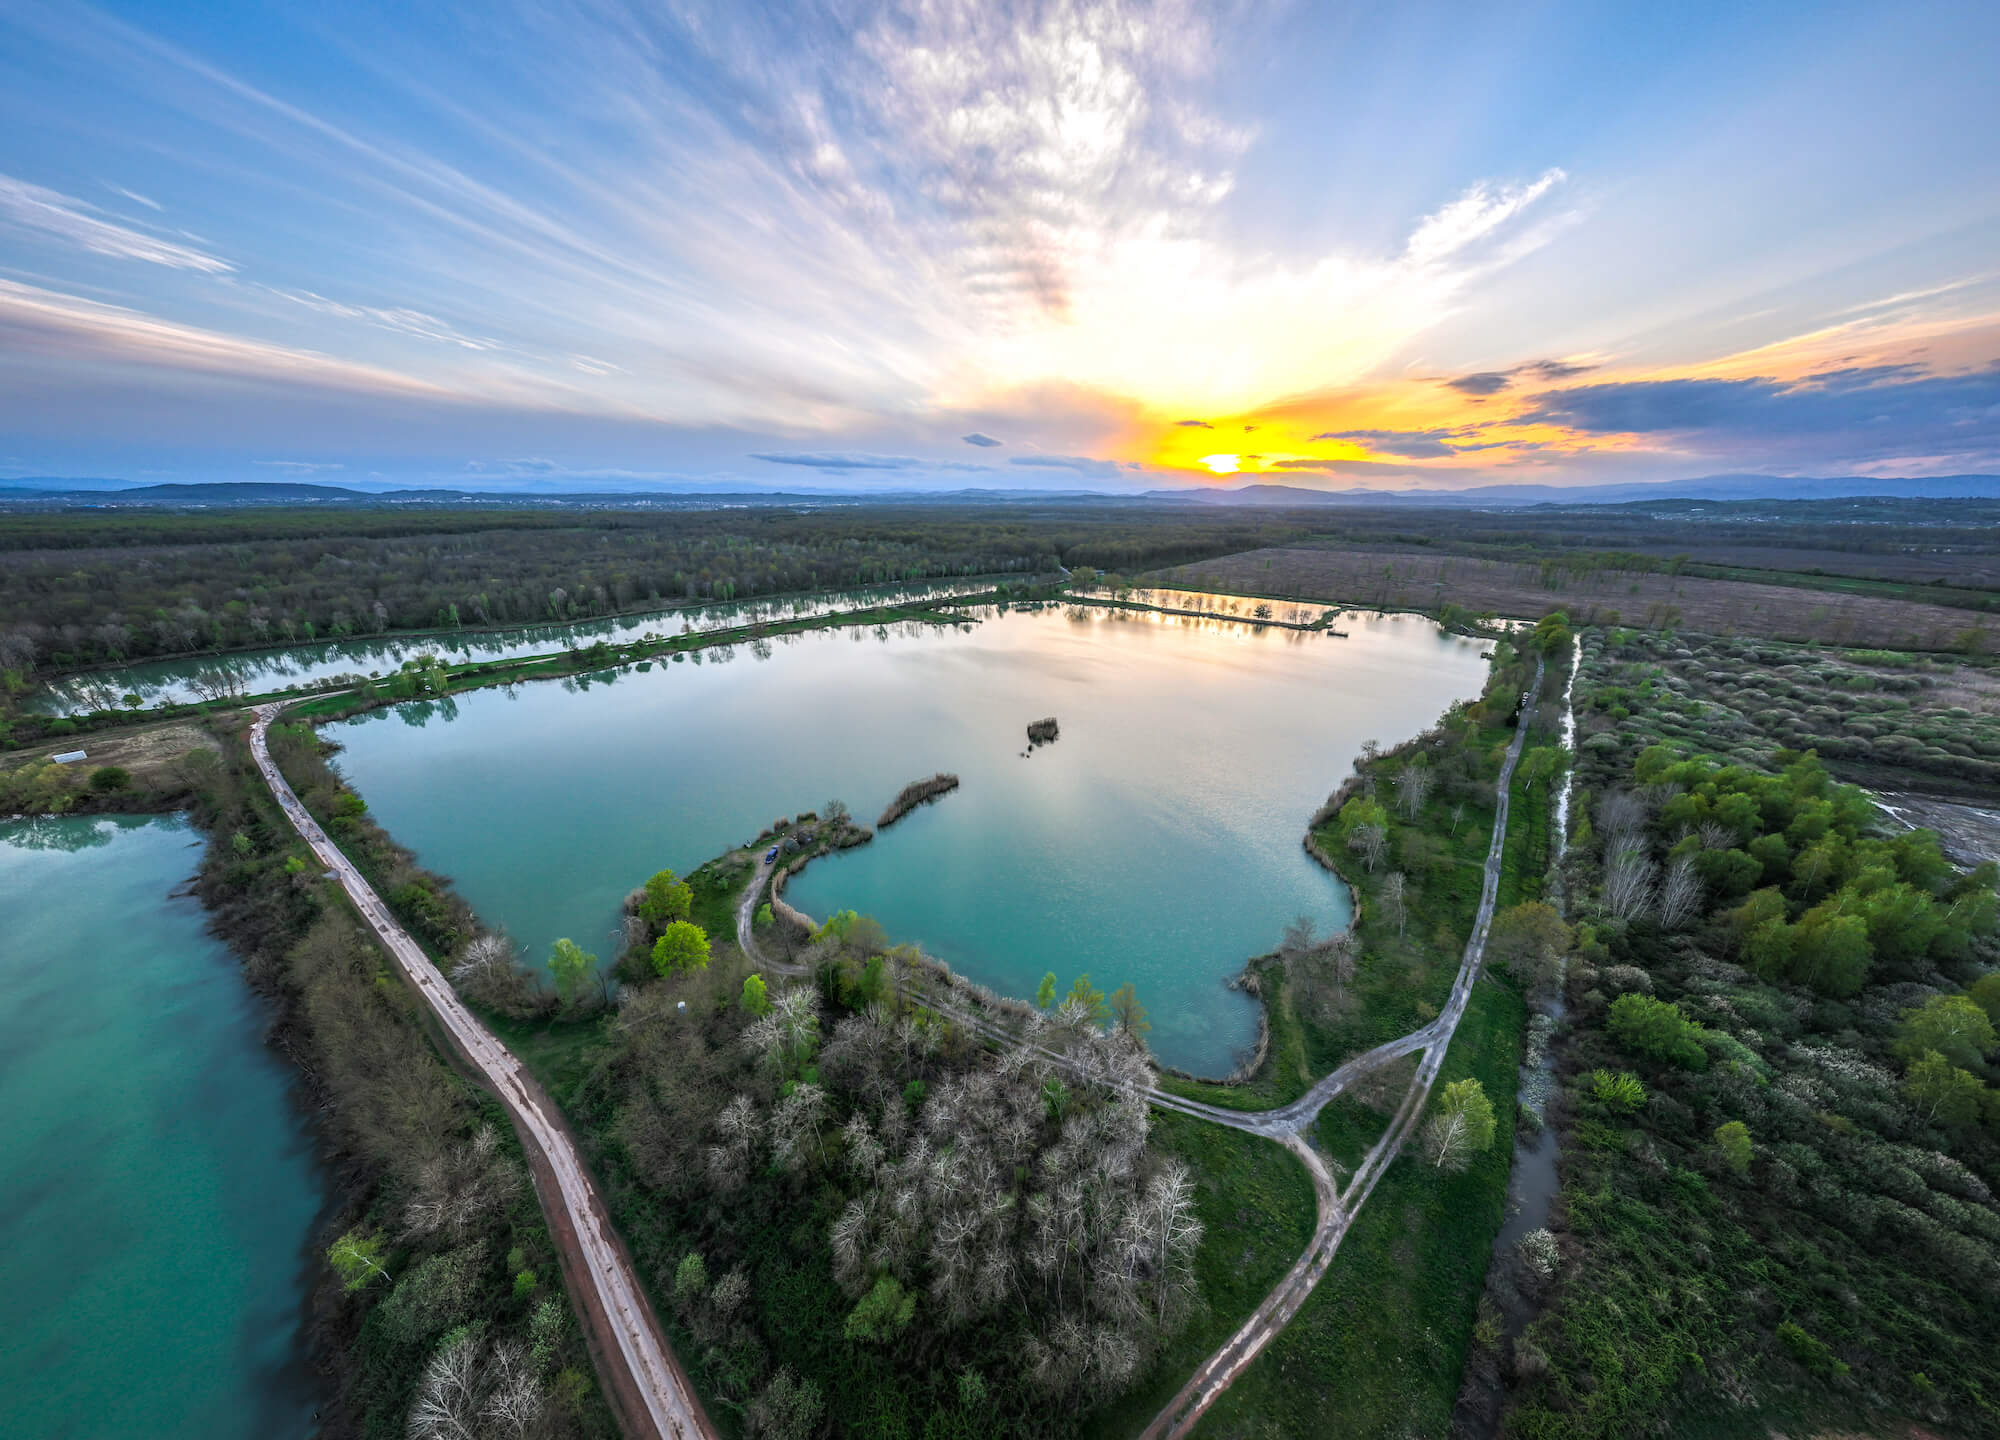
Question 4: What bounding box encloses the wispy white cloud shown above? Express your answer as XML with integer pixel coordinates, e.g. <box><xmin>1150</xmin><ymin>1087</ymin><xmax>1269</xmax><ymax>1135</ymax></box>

<box><xmin>253</xmin><ymin>459</ymin><xmax>345</xmax><ymax>473</ymax></box>
<box><xmin>102</xmin><ymin>182</ymin><xmax>163</xmax><ymax>211</ymax></box>
<box><xmin>0</xmin><ymin>277</ymin><xmax>445</xmax><ymax>395</ymax></box>
<box><xmin>1403</xmin><ymin>170</ymin><xmax>1567</xmax><ymax>267</ymax></box>
<box><xmin>0</xmin><ymin>173</ymin><xmax>231</xmax><ymax>271</ymax></box>
<box><xmin>266</xmin><ymin>285</ymin><xmax>500</xmax><ymax>351</ymax></box>
<box><xmin>1009</xmin><ymin>453</ymin><xmax>1144</xmax><ymax>476</ymax></box>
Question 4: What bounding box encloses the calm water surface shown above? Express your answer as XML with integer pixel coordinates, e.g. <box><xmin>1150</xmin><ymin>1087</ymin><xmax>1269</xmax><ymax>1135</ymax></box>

<box><xmin>328</xmin><ymin>606</ymin><xmax>1488</xmax><ymax>1074</ymax></box>
<box><xmin>36</xmin><ymin>577</ymin><xmax>1000</xmax><ymax>713</ymax></box>
<box><xmin>0</xmin><ymin>814</ymin><xmax>320</xmax><ymax>1440</ymax></box>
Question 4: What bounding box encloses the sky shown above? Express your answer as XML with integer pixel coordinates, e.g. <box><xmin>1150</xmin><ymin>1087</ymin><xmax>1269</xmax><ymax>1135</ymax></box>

<box><xmin>1</xmin><ymin>0</ymin><xmax>1997</xmax><ymax>493</ymax></box>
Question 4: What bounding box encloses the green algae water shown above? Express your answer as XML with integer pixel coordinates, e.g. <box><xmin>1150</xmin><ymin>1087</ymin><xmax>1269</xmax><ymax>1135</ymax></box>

<box><xmin>327</xmin><ymin>606</ymin><xmax>1488</xmax><ymax>1075</ymax></box>
<box><xmin>0</xmin><ymin>814</ymin><xmax>321</xmax><ymax>1440</ymax></box>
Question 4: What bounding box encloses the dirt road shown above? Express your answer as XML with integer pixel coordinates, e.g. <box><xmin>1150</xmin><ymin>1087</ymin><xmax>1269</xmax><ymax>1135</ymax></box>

<box><xmin>249</xmin><ymin>704</ymin><xmax>715</xmax><ymax>1440</ymax></box>
<box><xmin>1137</xmin><ymin>659</ymin><xmax>1542</xmax><ymax>1438</ymax></box>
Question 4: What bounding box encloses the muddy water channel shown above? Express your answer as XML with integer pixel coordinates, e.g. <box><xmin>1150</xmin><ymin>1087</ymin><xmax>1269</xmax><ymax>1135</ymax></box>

<box><xmin>327</xmin><ymin>605</ymin><xmax>1489</xmax><ymax>1075</ymax></box>
<box><xmin>0</xmin><ymin>815</ymin><xmax>321</xmax><ymax>1439</ymax></box>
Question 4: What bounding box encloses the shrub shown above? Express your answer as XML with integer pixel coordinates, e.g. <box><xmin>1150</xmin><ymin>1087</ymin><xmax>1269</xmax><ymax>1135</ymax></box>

<box><xmin>1607</xmin><ymin>994</ymin><xmax>1708</xmax><ymax>1070</ymax></box>
<box><xmin>1589</xmin><ymin>1069</ymin><xmax>1647</xmax><ymax>1111</ymax></box>
<box><xmin>87</xmin><ymin>764</ymin><xmax>132</xmax><ymax>793</ymax></box>
<box><xmin>1714</xmin><ymin>1120</ymin><xmax>1753</xmax><ymax>1176</ymax></box>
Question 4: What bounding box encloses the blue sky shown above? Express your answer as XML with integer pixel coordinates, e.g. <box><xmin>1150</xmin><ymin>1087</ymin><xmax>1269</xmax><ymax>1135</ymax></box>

<box><xmin>1</xmin><ymin>0</ymin><xmax>1996</xmax><ymax>491</ymax></box>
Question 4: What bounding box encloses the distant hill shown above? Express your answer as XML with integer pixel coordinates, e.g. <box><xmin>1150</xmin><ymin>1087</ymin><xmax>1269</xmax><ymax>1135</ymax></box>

<box><xmin>6</xmin><ymin>471</ymin><xmax>2000</xmax><ymax>510</ymax></box>
<box><xmin>0</xmin><ymin>475</ymin><xmax>143</xmax><ymax>492</ymax></box>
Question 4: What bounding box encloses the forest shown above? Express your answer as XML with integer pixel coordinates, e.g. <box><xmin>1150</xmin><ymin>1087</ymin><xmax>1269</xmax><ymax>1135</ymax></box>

<box><xmin>4</xmin><ymin>495</ymin><xmax>1998</xmax><ymax>690</ymax></box>
<box><xmin>1491</xmin><ymin>624</ymin><xmax>2000</xmax><ymax>1437</ymax></box>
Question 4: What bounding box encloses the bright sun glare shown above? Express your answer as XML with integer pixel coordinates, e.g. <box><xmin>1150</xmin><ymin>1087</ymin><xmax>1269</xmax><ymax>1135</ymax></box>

<box><xmin>1199</xmin><ymin>454</ymin><xmax>1240</xmax><ymax>474</ymax></box>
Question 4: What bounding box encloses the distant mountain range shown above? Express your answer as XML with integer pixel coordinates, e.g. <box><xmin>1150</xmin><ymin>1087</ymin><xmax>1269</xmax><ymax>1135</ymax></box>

<box><xmin>4</xmin><ymin>472</ymin><xmax>1999</xmax><ymax>508</ymax></box>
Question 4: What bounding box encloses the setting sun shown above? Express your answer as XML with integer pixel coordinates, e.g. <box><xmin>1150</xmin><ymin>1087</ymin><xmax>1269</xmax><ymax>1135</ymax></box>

<box><xmin>1199</xmin><ymin>454</ymin><xmax>1241</xmax><ymax>474</ymax></box>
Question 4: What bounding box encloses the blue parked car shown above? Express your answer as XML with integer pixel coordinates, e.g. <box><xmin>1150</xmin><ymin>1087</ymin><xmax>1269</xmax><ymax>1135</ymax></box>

<box><xmin>765</xmin><ymin>846</ymin><xmax>779</xmax><ymax>864</ymax></box>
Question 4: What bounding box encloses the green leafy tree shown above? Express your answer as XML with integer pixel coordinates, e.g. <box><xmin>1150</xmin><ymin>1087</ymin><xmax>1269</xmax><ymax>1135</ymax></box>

<box><xmin>1714</xmin><ymin>1120</ymin><xmax>1753</xmax><ymax>1176</ymax></box>
<box><xmin>1036</xmin><ymin>971</ymin><xmax>1057</xmax><ymax>1009</ymax></box>
<box><xmin>1532</xmin><ymin>610</ymin><xmax>1572</xmax><ymax>656</ymax></box>
<box><xmin>843</xmin><ymin>1273</ymin><xmax>916</xmax><ymax>1343</ymax></box>
<box><xmin>1789</xmin><ymin>901</ymin><xmax>1871</xmax><ymax>997</ymax></box>
<box><xmin>1607</xmin><ymin>993</ymin><xmax>1708</xmax><ymax>1070</ymax></box>
<box><xmin>750</xmin><ymin>1368</ymin><xmax>824</xmax><ymax>1440</ymax></box>
<box><xmin>1488</xmin><ymin>902</ymin><xmax>1572</xmax><ymax>990</ymax></box>
<box><xmin>327</xmin><ymin>1229</ymin><xmax>389</xmax><ymax>1292</ymax></box>
<box><xmin>742</xmin><ymin>972</ymin><xmax>772</xmax><ymax>1016</ymax></box>
<box><xmin>547</xmin><ymin>937</ymin><xmax>595</xmax><ymax>1006</ymax></box>
<box><xmin>1893</xmin><ymin>993</ymin><xmax>1997</xmax><ymax>1070</ymax></box>
<box><xmin>635</xmin><ymin>868</ymin><xmax>693</xmax><ymax>930</ymax></box>
<box><xmin>651</xmin><ymin>920</ymin><xmax>711</xmax><ymax>976</ymax></box>
<box><xmin>1904</xmin><ymin>1050</ymin><xmax>1984</xmax><ymax>1130</ymax></box>
<box><xmin>754</xmin><ymin>902</ymin><xmax>775</xmax><ymax>929</ymax></box>
<box><xmin>1108</xmin><ymin>982</ymin><xmax>1150</xmax><ymax>1037</ymax></box>
<box><xmin>1067</xmin><ymin>973</ymin><xmax>1107</xmax><ymax>1023</ymax></box>
<box><xmin>1970</xmin><ymin>971</ymin><xmax>2000</xmax><ymax>1027</ymax></box>
<box><xmin>673</xmin><ymin>1251</ymin><xmax>709</xmax><ymax>1308</ymax></box>
<box><xmin>1421</xmin><ymin>1078</ymin><xmax>1496</xmax><ymax>1174</ymax></box>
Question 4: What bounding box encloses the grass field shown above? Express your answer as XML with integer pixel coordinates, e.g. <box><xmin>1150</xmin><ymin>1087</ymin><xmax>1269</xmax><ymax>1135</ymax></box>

<box><xmin>1193</xmin><ymin>974</ymin><xmax>1527</xmax><ymax>1440</ymax></box>
<box><xmin>1083</xmin><ymin>1115</ymin><xmax>1318</xmax><ymax>1440</ymax></box>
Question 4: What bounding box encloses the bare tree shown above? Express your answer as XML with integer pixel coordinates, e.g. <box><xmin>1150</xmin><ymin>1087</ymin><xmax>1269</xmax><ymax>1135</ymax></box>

<box><xmin>1135</xmin><ymin>1161</ymin><xmax>1203</xmax><ymax>1327</ymax></box>
<box><xmin>1381</xmin><ymin>872</ymin><xmax>1409</xmax><ymax>938</ymax></box>
<box><xmin>1325</xmin><ymin>931</ymin><xmax>1357</xmax><ymax>1007</ymax></box>
<box><xmin>1597</xmin><ymin>790</ymin><xmax>1649</xmax><ymax>838</ymax></box>
<box><xmin>1393</xmin><ymin>763</ymin><xmax>1435</xmax><ymax>820</ymax></box>
<box><xmin>1658</xmin><ymin>856</ymin><xmax>1704</xmax><ymax>930</ymax></box>
<box><xmin>449</xmin><ymin>934</ymin><xmax>545</xmax><ymax>1017</ymax></box>
<box><xmin>1347</xmin><ymin>822</ymin><xmax>1389</xmax><ymax>873</ymax></box>
<box><xmin>406</xmin><ymin>1331</ymin><xmax>545</xmax><ymax>1440</ymax></box>
<box><xmin>402</xmin><ymin>1125</ymin><xmax>520</xmax><ymax>1241</ymax></box>
<box><xmin>1604</xmin><ymin>844</ymin><xmax>1658</xmax><ymax>921</ymax></box>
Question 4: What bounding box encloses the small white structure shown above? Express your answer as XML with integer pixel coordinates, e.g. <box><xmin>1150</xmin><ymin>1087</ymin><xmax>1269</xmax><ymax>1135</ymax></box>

<box><xmin>50</xmin><ymin>750</ymin><xmax>88</xmax><ymax>765</ymax></box>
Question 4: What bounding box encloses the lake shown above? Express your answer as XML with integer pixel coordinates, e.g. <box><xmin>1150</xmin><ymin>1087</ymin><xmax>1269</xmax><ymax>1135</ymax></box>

<box><xmin>326</xmin><ymin>604</ymin><xmax>1489</xmax><ymax>1075</ymax></box>
<box><xmin>0</xmin><ymin>814</ymin><xmax>321</xmax><ymax>1440</ymax></box>
<box><xmin>35</xmin><ymin>576</ymin><xmax>1001</xmax><ymax>713</ymax></box>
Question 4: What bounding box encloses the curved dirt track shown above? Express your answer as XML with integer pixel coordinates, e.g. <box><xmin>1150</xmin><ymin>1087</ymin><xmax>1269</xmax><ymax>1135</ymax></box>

<box><xmin>1137</xmin><ymin>657</ymin><xmax>1543</xmax><ymax>1438</ymax></box>
<box><xmin>249</xmin><ymin>704</ymin><xmax>716</xmax><ymax>1440</ymax></box>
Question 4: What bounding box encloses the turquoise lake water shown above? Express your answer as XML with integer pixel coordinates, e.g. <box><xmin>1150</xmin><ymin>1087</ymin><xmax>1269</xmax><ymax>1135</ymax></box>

<box><xmin>327</xmin><ymin>605</ymin><xmax>1489</xmax><ymax>1075</ymax></box>
<box><xmin>0</xmin><ymin>814</ymin><xmax>321</xmax><ymax>1439</ymax></box>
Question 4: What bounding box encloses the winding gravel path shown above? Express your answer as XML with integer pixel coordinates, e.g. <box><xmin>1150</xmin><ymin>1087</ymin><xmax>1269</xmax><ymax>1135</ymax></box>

<box><xmin>250</xmin><ymin>704</ymin><xmax>716</xmax><ymax>1440</ymax></box>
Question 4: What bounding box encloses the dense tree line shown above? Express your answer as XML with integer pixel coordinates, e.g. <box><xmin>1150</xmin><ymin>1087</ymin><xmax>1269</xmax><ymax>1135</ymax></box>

<box><xmin>0</xmin><ymin>505</ymin><xmax>1325</xmax><ymax>679</ymax></box>
<box><xmin>8</xmin><ymin>496</ymin><xmax>1995</xmax><ymax>690</ymax></box>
